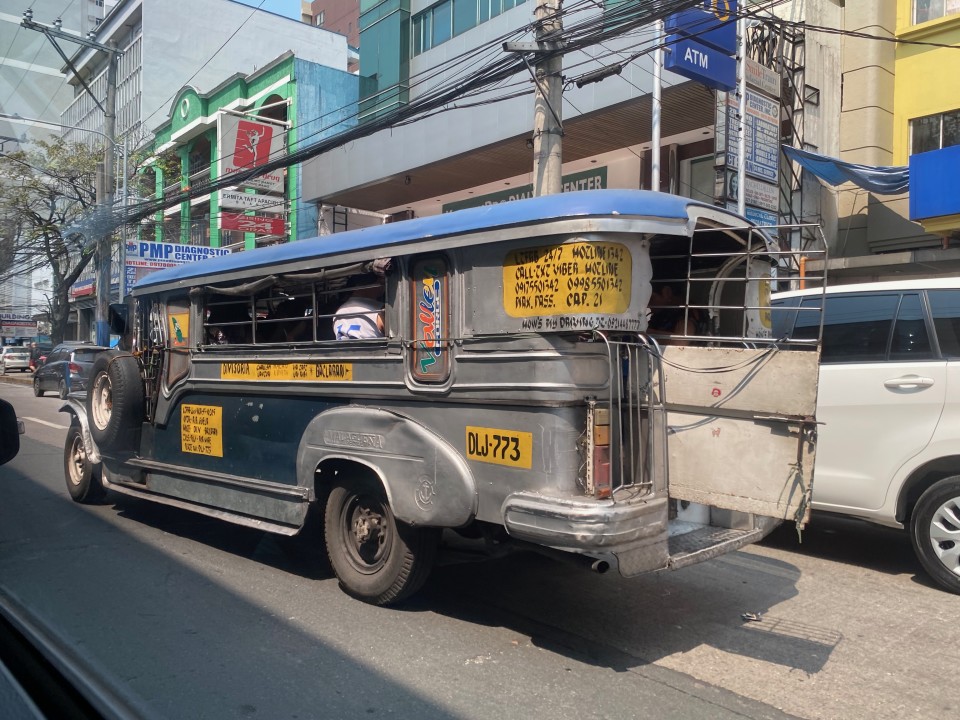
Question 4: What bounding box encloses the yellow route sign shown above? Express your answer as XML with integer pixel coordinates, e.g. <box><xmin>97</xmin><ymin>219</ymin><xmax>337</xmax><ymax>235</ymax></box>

<box><xmin>503</xmin><ymin>241</ymin><xmax>631</xmax><ymax>318</ymax></box>
<box><xmin>220</xmin><ymin>362</ymin><xmax>353</xmax><ymax>382</ymax></box>
<box><xmin>181</xmin><ymin>404</ymin><xmax>223</xmax><ymax>457</ymax></box>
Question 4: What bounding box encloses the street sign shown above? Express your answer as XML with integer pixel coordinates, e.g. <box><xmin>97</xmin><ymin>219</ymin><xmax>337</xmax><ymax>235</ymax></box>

<box><xmin>664</xmin><ymin>35</ymin><xmax>736</xmax><ymax>92</ymax></box>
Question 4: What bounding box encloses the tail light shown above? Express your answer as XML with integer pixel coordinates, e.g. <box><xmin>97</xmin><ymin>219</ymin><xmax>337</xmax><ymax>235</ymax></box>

<box><xmin>68</xmin><ymin>362</ymin><xmax>81</xmax><ymax>375</ymax></box>
<box><xmin>587</xmin><ymin>405</ymin><xmax>612</xmax><ymax>499</ymax></box>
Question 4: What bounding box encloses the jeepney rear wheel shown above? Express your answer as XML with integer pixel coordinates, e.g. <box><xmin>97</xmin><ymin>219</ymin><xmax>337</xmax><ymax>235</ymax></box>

<box><xmin>324</xmin><ymin>476</ymin><xmax>439</xmax><ymax>606</ymax></box>
<box><xmin>64</xmin><ymin>424</ymin><xmax>104</xmax><ymax>503</ymax></box>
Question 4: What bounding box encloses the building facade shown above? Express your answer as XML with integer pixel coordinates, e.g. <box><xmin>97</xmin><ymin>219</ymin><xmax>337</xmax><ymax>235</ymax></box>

<box><xmin>299</xmin><ymin>0</ymin><xmax>843</xmax><ymax>264</ymax></box>
<box><xmin>148</xmin><ymin>51</ymin><xmax>357</xmax><ymax>252</ymax></box>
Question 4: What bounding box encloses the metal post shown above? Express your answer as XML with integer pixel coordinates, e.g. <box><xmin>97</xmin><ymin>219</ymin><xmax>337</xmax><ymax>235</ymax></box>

<box><xmin>119</xmin><ymin>135</ymin><xmax>128</xmax><ymax>299</ymax></box>
<box><xmin>736</xmin><ymin>16</ymin><xmax>747</xmax><ymax>217</ymax></box>
<box><xmin>651</xmin><ymin>19</ymin><xmax>663</xmax><ymax>193</ymax></box>
<box><xmin>531</xmin><ymin>0</ymin><xmax>563</xmax><ymax>196</ymax></box>
<box><xmin>95</xmin><ymin>42</ymin><xmax>118</xmax><ymax>346</ymax></box>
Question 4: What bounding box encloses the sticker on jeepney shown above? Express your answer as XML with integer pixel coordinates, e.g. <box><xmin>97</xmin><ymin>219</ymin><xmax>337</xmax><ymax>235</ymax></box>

<box><xmin>181</xmin><ymin>404</ymin><xmax>223</xmax><ymax>457</ymax></box>
<box><xmin>466</xmin><ymin>426</ymin><xmax>533</xmax><ymax>469</ymax></box>
<box><xmin>219</xmin><ymin>362</ymin><xmax>353</xmax><ymax>381</ymax></box>
<box><xmin>503</xmin><ymin>241</ymin><xmax>631</xmax><ymax>318</ymax></box>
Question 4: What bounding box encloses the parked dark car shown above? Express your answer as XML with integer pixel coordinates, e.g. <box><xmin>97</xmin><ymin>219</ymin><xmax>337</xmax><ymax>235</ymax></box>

<box><xmin>33</xmin><ymin>343</ymin><xmax>110</xmax><ymax>399</ymax></box>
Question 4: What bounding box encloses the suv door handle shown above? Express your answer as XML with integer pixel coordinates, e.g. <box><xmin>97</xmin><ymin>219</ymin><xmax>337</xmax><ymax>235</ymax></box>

<box><xmin>884</xmin><ymin>375</ymin><xmax>935</xmax><ymax>389</ymax></box>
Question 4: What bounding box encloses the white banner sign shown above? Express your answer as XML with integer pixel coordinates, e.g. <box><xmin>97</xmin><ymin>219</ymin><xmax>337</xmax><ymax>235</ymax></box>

<box><xmin>217</xmin><ymin>113</ymin><xmax>286</xmax><ymax>193</ymax></box>
<box><xmin>220</xmin><ymin>190</ymin><xmax>285</xmax><ymax>213</ymax></box>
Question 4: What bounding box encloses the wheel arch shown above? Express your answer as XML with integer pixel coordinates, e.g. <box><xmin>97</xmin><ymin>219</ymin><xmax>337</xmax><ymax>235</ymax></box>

<box><xmin>897</xmin><ymin>455</ymin><xmax>960</xmax><ymax>525</ymax></box>
<box><xmin>297</xmin><ymin>406</ymin><xmax>477</xmax><ymax>528</ymax></box>
<box><xmin>59</xmin><ymin>399</ymin><xmax>102</xmax><ymax>466</ymax></box>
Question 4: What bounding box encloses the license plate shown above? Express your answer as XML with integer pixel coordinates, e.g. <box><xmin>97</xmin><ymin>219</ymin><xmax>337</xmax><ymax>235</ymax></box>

<box><xmin>465</xmin><ymin>426</ymin><xmax>533</xmax><ymax>469</ymax></box>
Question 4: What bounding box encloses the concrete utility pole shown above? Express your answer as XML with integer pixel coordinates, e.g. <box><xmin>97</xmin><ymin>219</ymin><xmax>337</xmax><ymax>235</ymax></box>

<box><xmin>531</xmin><ymin>0</ymin><xmax>563</xmax><ymax>196</ymax></box>
<box><xmin>96</xmin><ymin>41</ymin><xmax>118</xmax><ymax>347</ymax></box>
<box><xmin>504</xmin><ymin>0</ymin><xmax>565</xmax><ymax>197</ymax></box>
<box><xmin>21</xmin><ymin>12</ymin><xmax>124</xmax><ymax>346</ymax></box>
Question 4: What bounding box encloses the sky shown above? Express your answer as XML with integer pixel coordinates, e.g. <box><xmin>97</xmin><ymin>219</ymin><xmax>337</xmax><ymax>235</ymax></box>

<box><xmin>232</xmin><ymin>0</ymin><xmax>302</xmax><ymax>20</ymax></box>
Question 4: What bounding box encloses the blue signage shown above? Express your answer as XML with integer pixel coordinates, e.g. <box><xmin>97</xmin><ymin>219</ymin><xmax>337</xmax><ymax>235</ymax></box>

<box><xmin>664</xmin><ymin>2</ymin><xmax>737</xmax><ymax>54</ymax></box>
<box><xmin>664</xmin><ymin>35</ymin><xmax>737</xmax><ymax>91</ymax></box>
<box><xmin>910</xmin><ymin>145</ymin><xmax>960</xmax><ymax>221</ymax></box>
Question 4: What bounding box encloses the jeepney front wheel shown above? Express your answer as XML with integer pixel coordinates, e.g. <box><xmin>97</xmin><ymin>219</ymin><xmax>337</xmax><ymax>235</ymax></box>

<box><xmin>324</xmin><ymin>475</ymin><xmax>439</xmax><ymax>606</ymax></box>
<box><xmin>64</xmin><ymin>424</ymin><xmax>104</xmax><ymax>503</ymax></box>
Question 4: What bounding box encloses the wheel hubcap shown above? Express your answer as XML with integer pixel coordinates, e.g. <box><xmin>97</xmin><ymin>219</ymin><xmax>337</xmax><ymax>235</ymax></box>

<box><xmin>91</xmin><ymin>376</ymin><xmax>113</xmax><ymax>430</ymax></box>
<box><xmin>928</xmin><ymin>498</ymin><xmax>960</xmax><ymax>576</ymax></box>
<box><xmin>68</xmin><ymin>435</ymin><xmax>86</xmax><ymax>486</ymax></box>
<box><xmin>342</xmin><ymin>494</ymin><xmax>391</xmax><ymax>573</ymax></box>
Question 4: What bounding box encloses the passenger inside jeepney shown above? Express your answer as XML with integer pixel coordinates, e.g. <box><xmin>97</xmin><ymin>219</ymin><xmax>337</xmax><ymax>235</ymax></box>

<box><xmin>647</xmin><ymin>283</ymin><xmax>702</xmax><ymax>346</ymax></box>
<box><xmin>333</xmin><ymin>278</ymin><xmax>385</xmax><ymax>340</ymax></box>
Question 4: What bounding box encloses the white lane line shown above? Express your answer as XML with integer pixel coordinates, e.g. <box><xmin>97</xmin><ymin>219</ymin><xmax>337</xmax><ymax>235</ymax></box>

<box><xmin>21</xmin><ymin>417</ymin><xmax>70</xmax><ymax>430</ymax></box>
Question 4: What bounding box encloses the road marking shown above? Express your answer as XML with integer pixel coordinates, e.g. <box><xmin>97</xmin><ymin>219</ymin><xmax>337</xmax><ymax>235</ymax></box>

<box><xmin>21</xmin><ymin>417</ymin><xmax>70</xmax><ymax>430</ymax></box>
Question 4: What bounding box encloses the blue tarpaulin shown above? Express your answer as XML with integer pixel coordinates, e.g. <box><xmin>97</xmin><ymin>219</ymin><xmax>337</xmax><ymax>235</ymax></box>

<box><xmin>782</xmin><ymin>145</ymin><xmax>909</xmax><ymax>195</ymax></box>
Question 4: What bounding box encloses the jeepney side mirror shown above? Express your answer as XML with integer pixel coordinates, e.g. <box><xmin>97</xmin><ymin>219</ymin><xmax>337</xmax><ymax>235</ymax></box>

<box><xmin>0</xmin><ymin>398</ymin><xmax>22</xmax><ymax>466</ymax></box>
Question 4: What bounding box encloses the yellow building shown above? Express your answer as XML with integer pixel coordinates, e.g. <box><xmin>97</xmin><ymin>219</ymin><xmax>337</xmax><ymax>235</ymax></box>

<box><xmin>894</xmin><ymin>0</ymin><xmax>960</xmax><ymax>239</ymax></box>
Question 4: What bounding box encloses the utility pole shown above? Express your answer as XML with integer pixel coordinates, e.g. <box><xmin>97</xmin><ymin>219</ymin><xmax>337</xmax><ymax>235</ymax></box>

<box><xmin>21</xmin><ymin>11</ymin><xmax>123</xmax><ymax>346</ymax></box>
<box><xmin>531</xmin><ymin>0</ymin><xmax>563</xmax><ymax>196</ymax></box>
<box><xmin>96</xmin><ymin>41</ymin><xmax>118</xmax><ymax>346</ymax></box>
<box><xmin>504</xmin><ymin>0</ymin><xmax>564</xmax><ymax>197</ymax></box>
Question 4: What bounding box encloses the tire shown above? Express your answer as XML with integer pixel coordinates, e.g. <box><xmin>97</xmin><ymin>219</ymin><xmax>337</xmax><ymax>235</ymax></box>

<box><xmin>64</xmin><ymin>424</ymin><xmax>104</xmax><ymax>503</ymax></box>
<box><xmin>58</xmin><ymin>378</ymin><xmax>68</xmax><ymax>399</ymax></box>
<box><xmin>87</xmin><ymin>354</ymin><xmax>144</xmax><ymax>451</ymax></box>
<box><xmin>33</xmin><ymin>377</ymin><xmax>43</xmax><ymax>398</ymax></box>
<box><xmin>910</xmin><ymin>476</ymin><xmax>960</xmax><ymax>594</ymax></box>
<box><xmin>324</xmin><ymin>475</ymin><xmax>439</xmax><ymax>606</ymax></box>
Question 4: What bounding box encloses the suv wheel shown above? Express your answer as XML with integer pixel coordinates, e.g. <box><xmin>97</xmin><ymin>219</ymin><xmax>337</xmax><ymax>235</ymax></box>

<box><xmin>910</xmin><ymin>476</ymin><xmax>960</xmax><ymax>594</ymax></box>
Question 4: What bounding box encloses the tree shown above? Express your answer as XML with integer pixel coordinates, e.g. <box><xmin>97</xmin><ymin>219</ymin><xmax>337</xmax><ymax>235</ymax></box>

<box><xmin>0</xmin><ymin>139</ymin><xmax>103</xmax><ymax>344</ymax></box>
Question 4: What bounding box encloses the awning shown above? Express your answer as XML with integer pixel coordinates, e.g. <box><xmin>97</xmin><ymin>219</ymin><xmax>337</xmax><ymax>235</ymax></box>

<box><xmin>782</xmin><ymin>146</ymin><xmax>909</xmax><ymax>195</ymax></box>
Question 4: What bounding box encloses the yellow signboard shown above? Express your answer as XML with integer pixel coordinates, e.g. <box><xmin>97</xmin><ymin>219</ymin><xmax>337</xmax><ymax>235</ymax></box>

<box><xmin>466</xmin><ymin>426</ymin><xmax>533</xmax><ymax>469</ymax></box>
<box><xmin>503</xmin><ymin>242</ymin><xmax>631</xmax><ymax>317</ymax></box>
<box><xmin>220</xmin><ymin>362</ymin><xmax>353</xmax><ymax>382</ymax></box>
<box><xmin>181</xmin><ymin>404</ymin><xmax>223</xmax><ymax>457</ymax></box>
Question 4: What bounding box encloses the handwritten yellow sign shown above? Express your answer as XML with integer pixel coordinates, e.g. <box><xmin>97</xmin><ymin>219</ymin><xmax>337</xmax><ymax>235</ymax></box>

<box><xmin>220</xmin><ymin>362</ymin><xmax>353</xmax><ymax>382</ymax></box>
<box><xmin>181</xmin><ymin>404</ymin><xmax>223</xmax><ymax>457</ymax></box>
<box><xmin>503</xmin><ymin>242</ymin><xmax>631</xmax><ymax>317</ymax></box>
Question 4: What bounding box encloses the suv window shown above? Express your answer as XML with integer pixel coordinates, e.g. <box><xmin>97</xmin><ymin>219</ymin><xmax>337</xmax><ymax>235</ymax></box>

<box><xmin>928</xmin><ymin>289</ymin><xmax>960</xmax><ymax>357</ymax></box>
<box><xmin>73</xmin><ymin>349</ymin><xmax>102</xmax><ymax>362</ymax></box>
<box><xmin>890</xmin><ymin>293</ymin><xmax>933</xmax><ymax>360</ymax></box>
<box><xmin>795</xmin><ymin>293</ymin><xmax>899</xmax><ymax>363</ymax></box>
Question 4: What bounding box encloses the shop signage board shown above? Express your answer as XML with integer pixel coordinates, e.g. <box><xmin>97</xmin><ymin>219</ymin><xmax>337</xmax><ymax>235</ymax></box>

<box><xmin>126</xmin><ymin>240</ymin><xmax>231</xmax><ymax>292</ymax></box>
<box><xmin>221</xmin><ymin>212</ymin><xmax>286</xmax><ymax>236</ymax></box>
<box><xmin>220</xmin><ymin>189</ymin><xmax>285</xmax><ymax>213</ymax></box>
<box><xmin>217</xmin><ymin>113</ymin><xmax>286</xmax><ymax>194</ymax></box>
<box><xmin>443</xmin><ymin>167</ymin><xmax>607</xmax><ymax>212</ymax></box>
<box><xmin>664</xmin><ymin>2</ymin><xmax>737</xmax><ymax>54</ymax></box>
<box><xmin>717</xmin><ymin>90</ymin><xmax>779</xmax><ymax>182</ymax></box>
<box><xmin>725</xmin><ymin>169</ymin><xmax>779</xmax><ymax>211</ymax></box>
<box><xmin>0</xmin><ymin>314</ymin><xmax>38</xmax><ymax>338</ymax></box>
<box><xmin>663</xmin><ymin>1</ymin><xmax>737</xmax><ymax>91</ymax></box>
<box><xmin>664</xmin><ymin>35</ymin><xmax>736</xmax><ymax>91</ymax></box>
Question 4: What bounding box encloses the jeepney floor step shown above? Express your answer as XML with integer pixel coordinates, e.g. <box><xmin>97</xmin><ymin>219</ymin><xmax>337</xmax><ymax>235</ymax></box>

<box><xmin>666</xmin><ymin>526</ymin><xmax>764</xmax><ymax>570</ymax></box>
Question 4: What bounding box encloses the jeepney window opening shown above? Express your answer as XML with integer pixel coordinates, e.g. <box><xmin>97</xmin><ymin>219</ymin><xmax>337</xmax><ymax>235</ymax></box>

<box><xmin>197</xmin><ymin>263</ymin><xmax>391</xmax><ymax>347</ymax></box>
<box><xmin>649</xmin><ymin>226</ymin><xmax>779</xmax><ymax>345</ymax></box>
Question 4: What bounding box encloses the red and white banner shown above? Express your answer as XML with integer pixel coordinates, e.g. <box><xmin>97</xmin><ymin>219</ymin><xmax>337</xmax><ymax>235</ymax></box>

<box><xmin>221</xmin><ymin>212</ymin><xmax>286</xmax><ymax>236</ymax></box>
<box><xmin>217</xmin><ymin>113</ymin><xmax>286</xmax><ymax>193</ymax></box>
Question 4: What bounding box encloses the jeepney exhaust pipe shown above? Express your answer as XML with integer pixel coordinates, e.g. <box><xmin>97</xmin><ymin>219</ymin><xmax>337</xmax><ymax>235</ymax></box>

<box><xmin>525</xmin><ymin>543</ymin><xmax>611</xmax><ymax>574</ymax></box>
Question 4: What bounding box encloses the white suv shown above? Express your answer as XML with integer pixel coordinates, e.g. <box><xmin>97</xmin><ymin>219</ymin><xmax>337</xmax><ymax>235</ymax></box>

<box><xmin>773</xmin><ymin>278</ymin><xmax>960</xmax><ymax>593</ymax></box>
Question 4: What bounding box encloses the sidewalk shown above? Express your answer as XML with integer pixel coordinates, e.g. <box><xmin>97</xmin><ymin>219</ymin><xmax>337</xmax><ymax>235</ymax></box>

<box><xmin>0</xmin><ymin>372</ymin><xmax>35</xmax><ymax>387</ymax></box>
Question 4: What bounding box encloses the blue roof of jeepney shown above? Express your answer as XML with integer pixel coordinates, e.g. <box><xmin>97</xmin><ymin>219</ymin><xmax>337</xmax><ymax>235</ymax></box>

<box><xmin>133</xmin><ymin>189</ymin><xmax>718</xmax><ymax>293</ymax></box>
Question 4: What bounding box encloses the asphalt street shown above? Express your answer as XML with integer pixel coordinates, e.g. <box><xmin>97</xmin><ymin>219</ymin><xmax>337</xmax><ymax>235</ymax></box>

<box><xmin>0</xmin><ymin>377</ymin><xmax>955</xmax><ymax>719</ymax></box>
